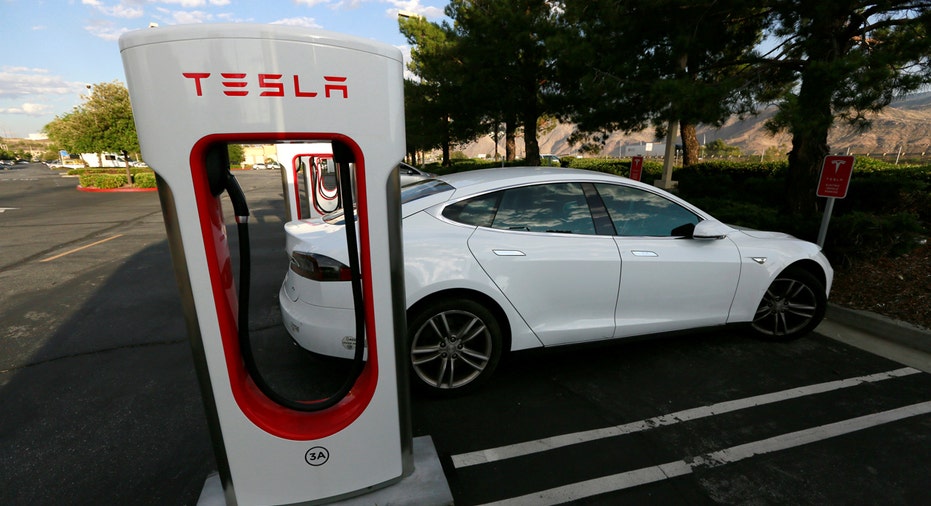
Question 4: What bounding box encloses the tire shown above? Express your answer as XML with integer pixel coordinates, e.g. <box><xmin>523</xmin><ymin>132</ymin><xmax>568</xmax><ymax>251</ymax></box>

<box><xmin>408</xmin><ymin>297</ymin><xmax>503</xmax><ymax>395</ymax></box>
<box><xmin>751</xmin><ymin>268</ymin><xmax>827</xmax><ymax>340</ymax></box>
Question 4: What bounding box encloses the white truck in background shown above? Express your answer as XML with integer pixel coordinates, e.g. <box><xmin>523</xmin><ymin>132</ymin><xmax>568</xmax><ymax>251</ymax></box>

<box><xmin>80</xmin><ymin>152</ymin><xmax>131</xmax><ymax>168</ymax></box>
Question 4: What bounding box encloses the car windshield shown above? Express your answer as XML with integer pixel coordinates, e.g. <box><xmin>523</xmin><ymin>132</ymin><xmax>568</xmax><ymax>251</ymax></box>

<box><xmin>322</xmin><ymin>178</ymin><xmax>454</xmax><ymax>225</ymax></box>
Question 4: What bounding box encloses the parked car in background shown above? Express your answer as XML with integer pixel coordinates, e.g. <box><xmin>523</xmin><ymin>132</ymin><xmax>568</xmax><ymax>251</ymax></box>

<box><xmin>541</xmin><ymin>154</ymin><xmax>562</xmax><ymax>166</ymax></box>
<box><xmin>279</xmin><ymin>167</ymin><xmax>832</xmax><ymax>395</ymax></box>
<box><xmin>399</xmin><ymin>162</ymin><xmax>435</xmax><ymax>186</ymax></box>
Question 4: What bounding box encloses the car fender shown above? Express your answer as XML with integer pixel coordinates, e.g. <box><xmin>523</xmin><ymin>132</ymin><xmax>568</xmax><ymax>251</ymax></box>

<box><xmin>726</xmin><ymin>233</ymin><xmax>833</xmax><ymax>323</ymax></box>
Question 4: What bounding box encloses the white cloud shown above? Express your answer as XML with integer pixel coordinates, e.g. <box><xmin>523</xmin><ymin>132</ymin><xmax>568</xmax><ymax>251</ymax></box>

<box><xmin>0</xmin><ymin>69</ymin><xmax>84</xmax><ymax>98</ymax></box>
<box><xmin>0</xmin><ymin>103</ymin><xmax>55</xmax><ymax>116</ymax></box>
<box><xmin>2</xmin><ymin>66</ymin><xmax>49</xmax><ymax>74</ymax></box>
<box><xmin>84</xmin><ymin>19</ymin><xmax>131</xmax><ymax>41</ymax></box>
<box><xmin>272</xmin><ymin>17</ymin><xmax>323</xmax><ymax>29</ymax></box>
<box><xmin>154</xmin><ymin>0</ymin><xmax>230</xmax><ymax>7</ymax></box>
<box><xmin>170</xmin><ymin>9</ymin><xmax>214</xmax><ymax>24</ymax></box>
<box><xmin>385</xmin><ymin>0</ymin><xmax>445</xmax><ymax>19</ymax></box>
<box><xmin>158</xmin><ymin>0</ymin><xmax>207</xmax><ymax>7</ymax></box>
<box><xmin>296</xmin><ymin>0</ymin><xmax>333</xmax><ymax>6</ymax></box>
<box><xmin>82</xmin><ymin>0</ymin><xmax>144</xmax><ymax>19</ymax></box>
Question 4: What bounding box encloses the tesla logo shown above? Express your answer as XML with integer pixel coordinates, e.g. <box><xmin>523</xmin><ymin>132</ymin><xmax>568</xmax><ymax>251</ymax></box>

<box><xmin>182</xmin><ymin>73</ymin><xmax>348</xmax><ymax>98</ymax></box>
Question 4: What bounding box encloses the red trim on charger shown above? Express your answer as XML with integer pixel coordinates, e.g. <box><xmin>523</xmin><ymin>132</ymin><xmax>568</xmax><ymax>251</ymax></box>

<box><xmin>189</xmin><ymin>132</ymin><xmax>378</xmax><ymax>441</ymax></box>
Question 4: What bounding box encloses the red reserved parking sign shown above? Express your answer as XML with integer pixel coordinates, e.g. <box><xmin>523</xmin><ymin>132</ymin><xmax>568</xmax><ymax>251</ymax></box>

<box><xmin>629</xmin><ymin>156</ymin><xmax>644</xmax><ymax>182</ymax></box>
<box><xmin>817</xmin><ymin>155</ymin><xmax>854</xmax><ymax>198</ymax></box>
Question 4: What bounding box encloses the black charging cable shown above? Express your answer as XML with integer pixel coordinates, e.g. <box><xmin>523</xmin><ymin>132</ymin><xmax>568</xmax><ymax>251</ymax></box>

<box><xmin>224</xmin><ymin>163</ymin><xmax>366</xmax><ymax>412</ymax></box>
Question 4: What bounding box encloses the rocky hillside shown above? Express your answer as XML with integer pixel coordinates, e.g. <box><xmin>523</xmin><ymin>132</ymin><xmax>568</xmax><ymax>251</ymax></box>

<box><xmin>458</xmin><ymin>92</ymin><xmax>931</xmax><ymax>159</ymax></box>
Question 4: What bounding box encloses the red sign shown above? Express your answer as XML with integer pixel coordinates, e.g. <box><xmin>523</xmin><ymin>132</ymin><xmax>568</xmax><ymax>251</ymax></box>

<box><xmin>629</xmin><ymin>156</ymin><xmax>644</xmax><ymax>182</ymax></box>
<box><xmin>817</xmin><ymin>155</ymin><xmax>854</xmax><ymax>198</ymax></box>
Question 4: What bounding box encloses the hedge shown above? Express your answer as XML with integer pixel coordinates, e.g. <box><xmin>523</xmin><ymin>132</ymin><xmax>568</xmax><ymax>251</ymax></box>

<box><xmin>79</xmin><ymin>173</ymin><xmax>127</xmax><ymax>189</ymax></box>
<box><xmin>133</xmin><ymin>172</ymin><xmax>157</xmax><ymax>188</ymax></box>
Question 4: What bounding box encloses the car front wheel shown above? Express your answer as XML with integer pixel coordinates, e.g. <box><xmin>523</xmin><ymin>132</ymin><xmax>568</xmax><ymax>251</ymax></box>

<box><xmin>408</xmin><ymin>298</ymin><xmax>503</xmax><ymax>395</ymax></box>
<box><xmin>751</xmin><ymin>268</ymin><xmax>827</xmax><ymax>340</ymax></box>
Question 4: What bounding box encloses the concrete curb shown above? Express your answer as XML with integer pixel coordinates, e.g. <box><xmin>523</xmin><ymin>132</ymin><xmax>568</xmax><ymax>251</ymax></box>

<box><xmin>826</xmin><ymin>303</ymin><xmax>931</xmax><ymax>355</ymax></box>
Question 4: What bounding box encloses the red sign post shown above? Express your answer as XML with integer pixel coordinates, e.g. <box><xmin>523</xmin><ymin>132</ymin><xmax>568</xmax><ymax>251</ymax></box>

<box><xmin>816</xmin><ymin>155</ymin><xmax>855</xmax><ymax>247</ymax></box>
<box><xmin>629</xmin><ymin>155</ymin><xmax>644</xmax><ymax>182</ymax></box>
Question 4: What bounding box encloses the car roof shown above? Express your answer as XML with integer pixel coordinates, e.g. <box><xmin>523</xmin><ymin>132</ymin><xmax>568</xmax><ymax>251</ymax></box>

<box><xmin>436</xmin><ymin>166</ymin><xmax>636</xmax><ymax>196</ymax></box>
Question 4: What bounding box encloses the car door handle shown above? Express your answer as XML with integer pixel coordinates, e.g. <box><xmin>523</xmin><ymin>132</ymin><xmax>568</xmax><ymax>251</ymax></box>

<box><xmin>631</xmin><ymin>250</ymin><xmax>659</xmax><ymax>257</ymax></box>
<box><xmin>493</xmin><ymin>249</ymin><xmax>526</xmax><ymax>257</ymax></box>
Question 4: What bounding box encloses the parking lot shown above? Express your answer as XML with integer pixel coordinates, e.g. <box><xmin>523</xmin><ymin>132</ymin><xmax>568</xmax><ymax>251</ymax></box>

<box><xmin>1</xmin><ymin>164</ymin><xmax>930</xmax><ymax>505</ymax></box>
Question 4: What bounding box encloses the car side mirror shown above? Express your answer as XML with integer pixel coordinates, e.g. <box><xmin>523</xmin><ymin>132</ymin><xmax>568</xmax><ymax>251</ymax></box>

<box><xmin>692</xmin><ymin>220</ymin><xmax>733</xmax><ymax>240</ymax></box>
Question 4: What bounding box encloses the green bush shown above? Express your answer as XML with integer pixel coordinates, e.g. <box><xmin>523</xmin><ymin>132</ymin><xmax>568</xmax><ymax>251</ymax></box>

<box><xmin>80</xmin><ymin>173</ymin><xmax>127</xmax><ymax>189</ymax></box>
<box><xmin>823</xmin><ymin>211</ymin><xmax>925</xmax><ymax>265</ymax></box>
<box><xmin>628</xmin><ymin>158</ymin><xmax>928</xmax><ymax>265</ymax></box>
<box><xmin>133</xmin><ymin>172</ymin><xmax>157</xmax><ymax>188</ymax></box>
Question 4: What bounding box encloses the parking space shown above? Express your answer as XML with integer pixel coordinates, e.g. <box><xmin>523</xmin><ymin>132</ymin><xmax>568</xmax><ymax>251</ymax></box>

<box><xmin>413</xmin><ymin>332</ymin><xmax>931</xmax><ymax>505</ymax></box>
<box><xmin>1</xmin><ymin>166</ymin><xmax>929</xmax><ymax>505</ymax></box>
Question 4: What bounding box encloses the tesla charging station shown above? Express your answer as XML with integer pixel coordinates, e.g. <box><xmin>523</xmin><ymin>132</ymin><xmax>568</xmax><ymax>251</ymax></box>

<box><xmin>120</xmin><ymin>25</ymin><xmax>447</xmax><ymax>505</ymax></box>
<box><xmin>277</xmin><ymin>143</ymin><xmax>337</xmax><ymax>221</ymax></box>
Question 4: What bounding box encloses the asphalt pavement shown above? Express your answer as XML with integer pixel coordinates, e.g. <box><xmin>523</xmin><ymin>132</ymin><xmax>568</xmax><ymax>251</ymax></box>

<box><xmin>1</xmin><ymin>163</ymin><xmax>929</xmax><ymax>505</ymax></box>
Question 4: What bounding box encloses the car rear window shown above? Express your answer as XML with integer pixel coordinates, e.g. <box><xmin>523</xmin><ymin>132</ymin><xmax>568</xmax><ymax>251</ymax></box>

<box><xmin>321</xmin><ymin>179</ymin><xmax>454</xmax><ymax>225</ymax></box>
<box><xmin>401</xmin><ymin>178</ymin><xmax>454</xmax><ymax>204</ymax></box>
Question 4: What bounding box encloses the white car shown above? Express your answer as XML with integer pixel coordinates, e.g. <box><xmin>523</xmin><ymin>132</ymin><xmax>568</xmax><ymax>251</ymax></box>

<box><xmin>279</xmin><ymin>167</ymin><xmax>832</xmax><ymax>394</ymax></box>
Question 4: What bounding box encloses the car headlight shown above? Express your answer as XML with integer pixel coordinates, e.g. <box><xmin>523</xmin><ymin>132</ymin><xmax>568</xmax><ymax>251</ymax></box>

<box><xmin>289</xmin><ymin>252</ymin><xmax>351</xmax><ymax>282</ymax></box>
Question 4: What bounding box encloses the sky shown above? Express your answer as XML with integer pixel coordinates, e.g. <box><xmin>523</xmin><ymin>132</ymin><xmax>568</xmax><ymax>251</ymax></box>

<box><xmin>0</xmin><ymin>0</ymin><xmax>448</xmax><ymax>138</ymax></box>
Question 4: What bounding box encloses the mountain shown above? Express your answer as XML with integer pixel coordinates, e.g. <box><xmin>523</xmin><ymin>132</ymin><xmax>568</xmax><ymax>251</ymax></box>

<box><xmin>457</xmin><ymin>91</ymin><xmax>931</xmax><ymax>159</ymax></box>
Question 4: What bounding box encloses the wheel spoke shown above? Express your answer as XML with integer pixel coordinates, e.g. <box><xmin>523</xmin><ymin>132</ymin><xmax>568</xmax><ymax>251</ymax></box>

<box><xmin>435</xmin><ymin>356</ymin><xmax>450</xmax><ymax>388</ymax></box>
<box><xmin>460</xmin><ymin>320</ymin><xmax>487</xmax><ymax>344</ymax></box>
<box><xmin>786</xmin><ymin>303</ymin><xmax>815</xmax><ymax>318</ymax></box>
<box><xmin>456</xmin><ymin>316</ymin><xmax>480</xmax><ymax>341</ymax></box>
<box><xmin>457</xmin><ymin>349</ymin><xmax>489</xmax><ymax>371</ymax></box>
<box><xmin>411</xmin><ymin>347</ymin><xmax>441</xmax><ymax>364</ymax></box>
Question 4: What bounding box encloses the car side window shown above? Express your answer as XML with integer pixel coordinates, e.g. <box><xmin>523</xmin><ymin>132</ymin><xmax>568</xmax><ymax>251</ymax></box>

<box><xmin>595</xmin><ymin>183</ymin><xmax>699</xmax><ymax>237</ymax></box>
<box><xmin>442</xmin><ymin>191</ymin><xmax>500</xmax><ymax>227</ymax></box>
<box><xmin>492</xmin><ymin>183</ymin><xmax>596</xmax><ymax>234</ymax></box>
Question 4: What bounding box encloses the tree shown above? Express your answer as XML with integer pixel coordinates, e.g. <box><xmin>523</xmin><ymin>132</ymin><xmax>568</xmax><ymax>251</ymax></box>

<box><xmin>555</xmin><ymin>0</ymin><xmax>771</xmax><ymax>166</ymax></box>
<box><xmin>399</xmin><ymin>15</ymin><xmax>484</xmax><ymax>166</ymax></box>
<box><xmin>445</xmin><ymin>0</ymin><xmax>560</xmax><ymax>166</ymax></box>
<box><xmin>705</xmin><ymin>138</ymin><xmax>742</xmax><ymax>157</ymax></box>
<box><xmin>44</xmin><ymin>81</ymin><xmax>139</xmax><ymax>161</ymax></box>
<box><xmin>763</xmin><ymin>1</ymin><xmax>931</xmax><ymax>216</ymax></box>
<box><xmin>227</xmin><ymin>144</ymin><xmax>244</xmax><ymax>166</ymax></box>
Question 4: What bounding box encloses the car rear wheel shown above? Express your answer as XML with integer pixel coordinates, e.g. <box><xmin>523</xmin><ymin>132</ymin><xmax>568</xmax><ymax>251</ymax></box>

<box><xmin>408</xmin><ymin>298</ymin><xmax>503</xmax><ymax>395</ymax></box>
<box><xmin>751</xmin><ymin>268</ymin><xmax>826</xmax><ymax>340</ymax></box>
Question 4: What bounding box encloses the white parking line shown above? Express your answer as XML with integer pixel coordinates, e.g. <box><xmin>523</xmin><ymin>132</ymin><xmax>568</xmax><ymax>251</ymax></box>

<box><xmin>479</xmin><ymin>400</ymin><xmax>931</xmax><ymax>506</ymax></box>
<box><xmin>453</xmin><ymin>367</ymin><xmax>920</xmax><ymax>468</ymax></box>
